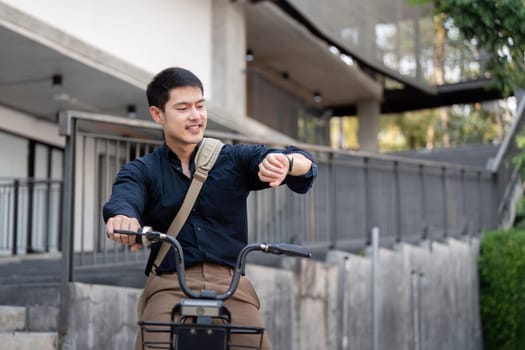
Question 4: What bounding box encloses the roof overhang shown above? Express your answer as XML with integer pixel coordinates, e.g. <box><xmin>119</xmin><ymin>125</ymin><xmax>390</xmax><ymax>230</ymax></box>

<box><xmin>0</xmin><ymin>2</ymin><xmax>241</xmax><ymax>133</ymax></box>
<box><xmin>0</xmin><ymin>2</ymin><xmax>150</xmax><ymax>122</ymax></box>
<box><xmin>245</xmin><ymin>1</ymin><xmax>383</xmax><ymax>109</ymax></box>
<box><xmin>331</xmin><ymin>79</ymin><xmax>505</xmax><ymax>116</ymax></box>
<box><xmin>269</xmin><ymin>0</ymin><xmax>438</xmax><ymax>95</ymax></box>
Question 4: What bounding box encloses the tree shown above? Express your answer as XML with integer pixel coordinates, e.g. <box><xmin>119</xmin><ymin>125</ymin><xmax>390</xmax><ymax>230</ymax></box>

<box><xmin>433</xmin><ymin>13</ymin><xmax>451</xmax><ymax>147</ymax></box>
<box><xmin>380</xmin><ymin>111</ymin><xmax>435</xmax><ymax>151</ymax></box>
<box><xmin>410</xmin><ymin>0</ymin><xmax>525</xmax><ymax>97</ymax></box>
<box><xmin>379</xmin><ymin>102</ymin><xmax>506</xmax><ymax>152</ymax></box>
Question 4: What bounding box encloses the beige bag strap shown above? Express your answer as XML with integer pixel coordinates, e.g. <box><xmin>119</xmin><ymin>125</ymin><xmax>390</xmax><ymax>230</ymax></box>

<box><xmin>150</xmin><ymin>137</ymin><xmax>224</xmax><ymax>275</ymax></box>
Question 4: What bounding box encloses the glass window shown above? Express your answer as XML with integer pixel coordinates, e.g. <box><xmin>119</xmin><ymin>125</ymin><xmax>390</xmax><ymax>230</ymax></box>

<box><xmin>0</xmin><ymin>131</ymin><xmax>28</xmax><ymax>178</ymax></box>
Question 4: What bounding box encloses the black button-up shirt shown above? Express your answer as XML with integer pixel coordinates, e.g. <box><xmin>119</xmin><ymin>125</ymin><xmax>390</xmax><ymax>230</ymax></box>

<box><xmin>103</xmin><ymin>142</ymin><xmax>317</xmax><ymax>275</ymax></box>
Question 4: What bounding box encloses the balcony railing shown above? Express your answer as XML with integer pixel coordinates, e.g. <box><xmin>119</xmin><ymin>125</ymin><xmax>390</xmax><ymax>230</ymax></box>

<box><xmin>0</xmin><ymin>178</ymin><xmax>62</xmax><ymax>256</ymax></box>
<box><xmin>36</xmin><ymin>100</ymin><xmax>525</xmax><ymax>343</ymax></box>
<box><xmin>56</xmin><ymin>110</ymin><xmax>502</xmax><ymax>282</ymax></box>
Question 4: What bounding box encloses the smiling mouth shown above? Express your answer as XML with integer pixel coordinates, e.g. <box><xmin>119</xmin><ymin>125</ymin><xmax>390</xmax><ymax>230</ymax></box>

<box><xmin>186</xmin><ymin>124</ymin><xmax>202</xmax><ymax>131</ymax></box>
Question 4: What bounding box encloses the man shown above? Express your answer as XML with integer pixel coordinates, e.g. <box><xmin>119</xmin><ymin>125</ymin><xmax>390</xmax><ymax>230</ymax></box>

<box><xmin>103</xmin><ymin>67</ymin><xmax>316</xmax><ymax>349</ymax></box>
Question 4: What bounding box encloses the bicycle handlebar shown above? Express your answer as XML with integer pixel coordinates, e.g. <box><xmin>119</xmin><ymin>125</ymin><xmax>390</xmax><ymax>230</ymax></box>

<box><xmin>113</xmin><ymin>228</ymin><xmax>311</xmax><ymax>301</ymax></box>
<box><xmin>260</xmin><ymin>242</ymin><xmax>311</xmax><ymax>258</ymax></box>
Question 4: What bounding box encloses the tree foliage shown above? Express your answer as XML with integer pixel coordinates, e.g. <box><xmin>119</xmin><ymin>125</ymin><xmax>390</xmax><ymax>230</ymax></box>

<box><xmin>410</xmin><ymin>0</ymin><xmax>525</xmax><ymax>97</ymax></box>
<box><xmin>379</xmin><ymin>103</ymin><xmax>505</xmax><ymax>152</ymax></box>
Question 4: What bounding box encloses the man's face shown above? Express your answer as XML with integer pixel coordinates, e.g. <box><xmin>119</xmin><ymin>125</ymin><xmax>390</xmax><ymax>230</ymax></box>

<box><xmin>150</xmin><ymin>86</ymin><xmax>207</xmax><ymax>147</ymax></box>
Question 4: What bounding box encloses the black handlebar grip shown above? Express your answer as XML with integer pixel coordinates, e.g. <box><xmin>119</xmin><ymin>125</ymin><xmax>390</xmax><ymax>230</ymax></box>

<box><xmin>265</xmin><ymin>243</ymin><xmax>312</xmax><ymax>258</ymax></box>
<box><xmin>113</xmin><ymin>229</ymin><xmax>147</xmax><ymax>245</ymax></box>
<box><xmin>113</xmin><ymin>229</ymin><xmax>140</xmax><ymax>236</ymax></box>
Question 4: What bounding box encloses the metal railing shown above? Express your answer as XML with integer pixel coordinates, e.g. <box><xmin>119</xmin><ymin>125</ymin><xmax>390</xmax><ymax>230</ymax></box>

<box><xmin>53</xmin><ymin>109</ymin><xmax>512</xmax><ymax>338</ymax></box>
<box><xmin>0</xmin><ymin>178</ymin><xmax>63</xmax><ymax>255</ymax></box>
<box><xmin>56</xmin><ymin>110</ymin><xmax>501</xmax><ymax>278</ymax></box>
<box><xmin>487</xmin><ymin>93</ymin><xmax>525</xmax><ymax>228</ymax></box>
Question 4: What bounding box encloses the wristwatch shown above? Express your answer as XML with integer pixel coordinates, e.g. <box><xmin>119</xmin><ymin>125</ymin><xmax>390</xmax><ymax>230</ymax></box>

<box><xmin>287</xmin><ymin>155</ymin><xmax>294</xmax><ymax>175</ymax></box>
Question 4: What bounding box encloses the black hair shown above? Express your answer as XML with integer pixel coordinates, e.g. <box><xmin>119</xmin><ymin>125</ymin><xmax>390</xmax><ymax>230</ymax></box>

<box><xmin>146</xmin><ymin>67</ymin><xmax>204</xmax><ymax>111</ymax></box>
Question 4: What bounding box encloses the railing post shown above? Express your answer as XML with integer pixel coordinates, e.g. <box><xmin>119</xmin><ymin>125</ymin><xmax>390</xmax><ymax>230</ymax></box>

<box><xmin>418</xmin><ymin>273</ymin><xmax>425</xmax><ymax>350</ymax></box>
<box><xmin>412</xmin><ymin>271</ymin><xmax>425</xmax><ymax>350</ymax></box>
<box><xmin>45</xmin><ymin>147</ymin><xmax>52</xmax><ymax>253</ymax></box>
<box><xmin>364</xmin><ymin>157</ymin><xmax>371</xmax><ymax>243</ymax></box>
<box><xmin>419</xmin><ymin>164</ymin><xmax>427</xmax><ymax>240</ymax></box>
<box><xmin>26</xmin><ymin>179</ymin><xmax>34</xmax><ymax>253</ymax></box>
<box><xmin>411</xmin><ymin>271</ymin><xmax>420</xmax><ymax>350</ymax></box>
<box><xmin>58</xmin><ymin>181</ymin><xmax>64</xmax><ymax>252</ymax></box>
<box><xmin>460</xmin><ymin>169</ymin><xmax>466</xmax><ymax>236</ymax></box>
<box><xmin>61</xmin><ymin>116</ymin><xmax>76</xmax><ymax>282</ymax></box>
<box><xmin>12</xmin><ymin>179</ymin><xmax>19</xmax><ymax>256</ymax></box>
<box><xmin>441</xmin><ymin>166</ymin><xmax>448</xmax><ymax>238</ymax></box>
<box><xmin>329</xmin><ymin>152</ymin><xmax>337</xmax><ymax>248</ymax></box>
<box><xmin>394</xmin><ymin>161</ymin><xmax>401</xmax><ymax>242</ymax></box>
<box><xmin>371</xmin><ymin>227</ymin><xmax>380</xmax><ymax>350</ymax></box>
<box><xmin>491</xmin><ymin>172</ymin><xmax>499</xmax><ymax>230</ymax></box>
<box><xmin>26</xmin><ymin>140</ymin><xmax>35</xmax><ymax>253</ymax></box>
<box><xmin>58</xmin><ymin>111</ymin><xmax>77</xmax><ymax>338</ymax></box>
<box><xmin>341</xmin><ymin>256</ymin><xmax>351</xmax><ymax>350</ymax></box>
<box><xmin>477</xmin><ymin>171</ymin><xmax>483</xmax><ymax>232</ymax></box>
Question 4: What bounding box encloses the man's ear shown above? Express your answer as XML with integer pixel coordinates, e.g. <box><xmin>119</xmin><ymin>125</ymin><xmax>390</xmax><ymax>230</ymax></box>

<box><xmin>149</xmin><ymin>106</ymin><xmax>163</xmax><ymax>124</ymax></box>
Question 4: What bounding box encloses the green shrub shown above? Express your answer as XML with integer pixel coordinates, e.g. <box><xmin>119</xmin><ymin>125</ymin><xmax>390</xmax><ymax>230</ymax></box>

<box><xmin>479</xmin><ymin>229</ymin><xmax>525</xmax><ymax>350</ymax></box>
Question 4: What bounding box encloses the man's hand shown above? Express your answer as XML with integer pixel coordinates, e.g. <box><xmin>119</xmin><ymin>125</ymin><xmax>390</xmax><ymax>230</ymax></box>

<box><xmin>258</xmin><ymin>152</ymin><xmax>313</xmax><ymax>188</ymax></box>
<box><xmin>258</xmin><ymin>153</ymin><xmax>289</xmax><ymax>188</ymax></box>
<box><xmin>106</xmin><ymin>215</ymin><xmax>143</xmax><ymax>252</ymax></box>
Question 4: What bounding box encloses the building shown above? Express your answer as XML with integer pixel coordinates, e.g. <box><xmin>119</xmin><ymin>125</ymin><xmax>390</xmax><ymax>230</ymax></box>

<box><xmin>0</xmin><ymin>0</ymin><xmax>443</xmax><ymax>256</ymax></box>
<box><xmin>0</xmin><ymin>1</ymin><xmax>515</xmax><ymax>349</ymax></box>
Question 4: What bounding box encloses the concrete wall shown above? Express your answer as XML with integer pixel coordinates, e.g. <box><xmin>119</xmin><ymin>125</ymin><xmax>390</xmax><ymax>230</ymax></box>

<box><xmin>210</xmin><ymin>0</ymin><xmax>247</xmax><ymax>122</ymax></box>
<box><xmin>327</xmin><ymin>238</ymin><xmax>482</xmax><ymax>350</ymax></box>
<box><xmin>59</xmin><ymin>237</ymin><xmax>482</xmax><ymax>350</ymax></box>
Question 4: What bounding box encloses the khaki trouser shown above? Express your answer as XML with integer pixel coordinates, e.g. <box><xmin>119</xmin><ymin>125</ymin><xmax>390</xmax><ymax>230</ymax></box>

<box><xmin>135</xmin><ymin>263</ymin><xmax>271</xmax><ymax>350</ymax></box>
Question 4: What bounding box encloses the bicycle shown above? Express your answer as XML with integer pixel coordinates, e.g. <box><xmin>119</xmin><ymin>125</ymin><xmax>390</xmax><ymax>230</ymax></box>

<box><xmin>114</xmin><ymin>227</ymin><xmax>312</xmax><ymax>350</ymax></box>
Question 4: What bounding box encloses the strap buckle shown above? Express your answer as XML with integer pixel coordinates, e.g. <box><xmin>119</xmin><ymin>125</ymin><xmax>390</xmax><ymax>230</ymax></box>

<box><xmin>193</xmin><ymin>168</ymin><xmax>208</xmax><ymax>182</ymax></box>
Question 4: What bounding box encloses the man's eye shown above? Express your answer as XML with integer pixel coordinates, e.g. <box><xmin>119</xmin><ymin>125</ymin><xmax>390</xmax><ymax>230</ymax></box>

<box><xmin>196</xmin><ymin>104</ymin><xmax>205</xmax><ymax>109</ymax></box>
<box><xmin>176</xmin><ymin>107</ymin><xmax>187</xmax><ymax>111</ymax></box>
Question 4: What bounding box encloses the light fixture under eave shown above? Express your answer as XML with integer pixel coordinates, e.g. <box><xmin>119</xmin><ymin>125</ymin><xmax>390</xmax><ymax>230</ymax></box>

<box><xmin>328</xmin><ymin>45</ymin><xmax>340</xmax><ymax>55</ymax></box>
<box><xmin>340</xmin><ymin>54</ymin><xmax>354</xmax><ymax>66</ymax></box>
<box><xmin>52</xmin><ymin>74</ymin><xmax>62</xmax><ymax>88</ymax></box>
<box><xmin>246</xmin><ymin>49</ymin><xmax>254</xmax><ymax>62</ymax></box>
<box><xmin>313</xmin><ymin>92</ymin><xmax>322</xmax><ymax>103</ymax></box>
<box><xmin>53</xmin><ymin>92</ymin><xmax>99</xmax><ymax>112</ymax></box>
<box><xmin>127</xmin><ymin>104</ymin><xmax>137</xmax><ymax>118</ymax></box>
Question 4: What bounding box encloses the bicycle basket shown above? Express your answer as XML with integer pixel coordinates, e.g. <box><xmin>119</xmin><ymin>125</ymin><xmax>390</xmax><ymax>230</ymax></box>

<box><xmin>139</xmin><ymin>320</ymin><xmax>264</xmax><ymax>350</ymax></box>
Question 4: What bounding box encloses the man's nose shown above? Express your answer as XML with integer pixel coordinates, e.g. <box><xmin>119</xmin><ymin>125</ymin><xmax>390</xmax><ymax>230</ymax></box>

<box><xmin>188</xmin><ymin>105</ymin><xmax>201</xmax><ymax>119</ymax></box>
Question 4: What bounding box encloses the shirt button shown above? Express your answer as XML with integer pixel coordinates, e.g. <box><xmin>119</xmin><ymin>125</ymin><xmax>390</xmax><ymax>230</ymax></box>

<box><xmin>197</xmin><ymin>227</ymin><xmax>201</xmax><ymax>231</ymax></box>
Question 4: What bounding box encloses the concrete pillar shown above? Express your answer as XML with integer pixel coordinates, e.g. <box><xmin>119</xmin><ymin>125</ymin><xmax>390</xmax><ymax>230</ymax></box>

<box><xmin>211</xmin><ymin>0</ymin><xmax>246</xmax><ymax>122</ymax></box>
<box><xmin>359</xmin><ymin>2</ymin><xmax>376</xmax><ymax>61</ymax></box>
<box><xmin>357</xmin><ymin>99</ymin><xmax>381</xmax><ymax>153</ymax></box>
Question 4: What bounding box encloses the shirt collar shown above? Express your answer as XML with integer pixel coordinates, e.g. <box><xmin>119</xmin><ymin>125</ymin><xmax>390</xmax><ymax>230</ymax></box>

<box><xmin>161</xmin><ymin>142</ymin><xmax>200</xmax><ymax>164</ymax></box>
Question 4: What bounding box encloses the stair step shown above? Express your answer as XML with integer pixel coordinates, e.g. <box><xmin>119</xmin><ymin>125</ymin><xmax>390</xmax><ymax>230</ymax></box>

<box><xmin>26</xmin><ymin>305</ymin><xmax>59</xmax><ymax>332</ymax></box>
<box><xmin>0</xmin><ymin>305</ymin><xmax>25</xmax><ymax>332</ymax></box>
<box><xmin>0</xmin><ymin>332</ymin><xmax>58</xmax><ymax>350</ymax></box>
